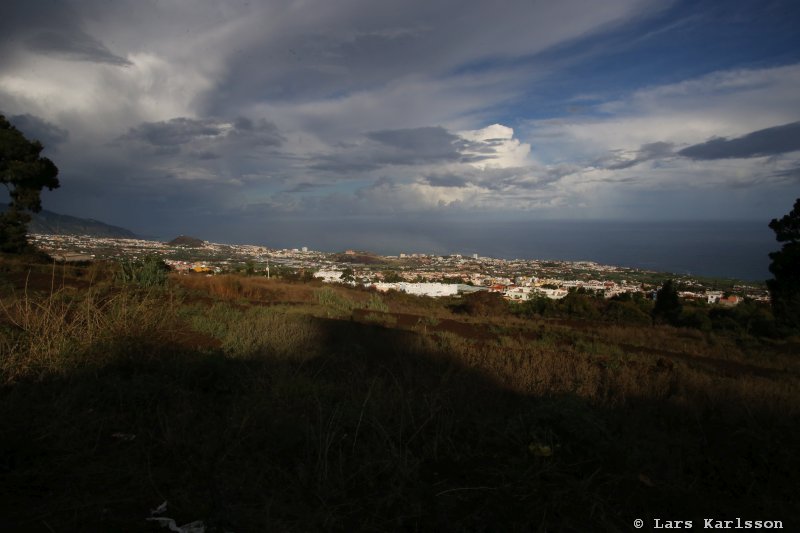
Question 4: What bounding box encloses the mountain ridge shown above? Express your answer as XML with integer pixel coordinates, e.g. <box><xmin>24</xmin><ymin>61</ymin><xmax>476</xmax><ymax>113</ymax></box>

<box><xmin>19</xmin><ymin>208</ymin><xmax>139</xmax><ymax>239</ymax></box>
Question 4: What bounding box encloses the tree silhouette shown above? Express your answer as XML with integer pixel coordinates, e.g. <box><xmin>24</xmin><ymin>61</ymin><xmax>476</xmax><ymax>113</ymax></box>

<box><xmin>0</xmin><ymin>115</ymin><xmax>60</xmax><ymax>253</ymax></box>
<box><xmin>767</xmin><ymin>198</ymin><xmax>800</xmax><ymax>331</ymax></box>
<box><xmin>340</xmin><ymin>268</ymin><xmax>355</xmax><ymax>283</ymax></box>
<box><xmin>652</xmin><ymin>279</ymin><xmax>682</xmax><ymax>325</ymax></box>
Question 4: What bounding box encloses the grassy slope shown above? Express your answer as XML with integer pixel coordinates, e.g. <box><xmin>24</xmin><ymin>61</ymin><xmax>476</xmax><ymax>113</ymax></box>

<box><xmin>0</xmin><ymin>260</ymin><xmax>798</xmax><ymax>532</ymax></box>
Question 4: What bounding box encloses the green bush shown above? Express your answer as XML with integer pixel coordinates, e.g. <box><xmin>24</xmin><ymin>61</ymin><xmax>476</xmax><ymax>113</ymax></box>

<box><xmin>512</xmin><ymin>295</ymin><xmax>554</xmax><ymax>318</ymax></box>
<box><xmin>364</xmin><ymin>293</ymin><xmax>389</xmax><ymax>312</ymax></box>
<box><xmin>679</xmin><ymin>307</ymin><xmax>712</xmax><ymax>332</ymax></box>
<box><xmin>222</xmin><ymin>306</ymin><xmax>321</xmax><ymax>359</ymax></box>
<box><xmin>606</xmin><ymin>299</ymin><xmax>651</xmax><ymax>326</ymax></box>
<box><xmin>562</xmin><ymin>293</ymin><xmax>601</xmax><ymax>320</ymax></box>
<box><xmin>315</xmin><ymin>286</ymin><xmax>357</xmax><ymax>314</ymax></box>
<box><xmin>709</xmin><ymin>308</ymin><xmax>743</xmax><ymax>334</ymax></box>
<box><xmin>652</xmin><ymin>279</ymin><xmax>682</xmax><ymax>325</ymax></box>
<box><xmin>115</xmin><ymin>255</ymin><xmax>169</xmax><ymax>288</ymax></box>
<box><xmin>456</xmin><ymin>291</ymin><xmax>509</xmax><ymax>317</ymax></box>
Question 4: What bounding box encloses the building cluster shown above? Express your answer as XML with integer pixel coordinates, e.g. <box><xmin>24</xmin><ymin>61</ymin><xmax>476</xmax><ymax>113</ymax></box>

<box><xmin>29</xmin><ymin>233</ymin><xmax>768</xmax><ymax>304</ymax></box>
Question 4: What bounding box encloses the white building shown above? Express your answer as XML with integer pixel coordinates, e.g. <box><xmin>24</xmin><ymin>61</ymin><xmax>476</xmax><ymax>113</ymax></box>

<box><xmin>706</xmin><ymin>291</ymin><xmax>723</xmax><ymax>304</ymax></box>
<box><xmin>534</xmin><ymin>287</ymin><xmax>568</xmax><ymax>299</ymax></box>
<box><xmin>505</xmin><ymin>286</ymin><xmax>533</xmax><ymax>301</ymax></box>
<box><xmin>372</xmin><ymin>282</ymin><xmax>460</xmax><ymax>298</ymax></box>
<box><xmin>314</xmin><ymin>270</ymin><xmax>343</xmax><ymax>283</ymax></box>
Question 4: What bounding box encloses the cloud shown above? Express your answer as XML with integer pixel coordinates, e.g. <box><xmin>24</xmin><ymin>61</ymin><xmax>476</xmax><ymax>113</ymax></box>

<box><xmin>520</xmin><ymin>63</ymin><xmax>800</xmax><ymax>204</ymax></box>
<box><xmin>25</xmin><ymin>30</ymin><xmax>132</xmax><ymax>66</ymax></box>
<box><xmin>367</xmin><ymin>126</ymin><xmax>465</xmax><ymax>160</ymax></box>
<box><xmin>283</xmin><ymin>182</ymin><xmax>331</xmax><ymax>193</ymax></box>
<box><xmin>422</xmin><ymin>173</ymin><xmax>471</xmax><ymax>188</ymax></box>
<box><xmin>124</xmin><ymin>117</ymin><xmax>227</xmax><ymax>146</ymax></box>
<box><xmin>192</xmin><ymin>150</ymin><xmax>221</xmax><ymax>160</ymax></box>
<box><xmin>310</xmin><ymin>126</ymin><xmax>476</xmax><ymax>174</ymax></box>
<box><xmin>528</xmin><ymin>64</ymin><xmax>800</xmax><ymax>165</ymax></box>
<box><xmin>0</xmin><ymin>0</ymin><xmax>662</xmax><ymax>228</ymax></box>
<box><xmin>8</xmin><ymin>113</ymin><xmax>69</xmax><ymax>148</ymax></box>
<box><xmin>2</xmin><ymin>0</ymin><xmax>798</xmax><ymax>233</ymax></box>
<box><xmin>202</xmin><ymin>0</ymin><xmax>655</xmax><ymax>113</ymax></box>
<box><xmin>771</xmin><ymin>165</ymin><xmax>800</xmax><ymax>182</ymax></box>
<box><xmin>123</xmin><ymin>116</ymin><xmax>283</xmax><ymax>150</ymax></box>
<box><xmin>602</xmin><ymin>141</ymin><xmax>675</xmax><ymax>169</ymax></box>
<box><xmin>0</xmin><ymin>2</ymin><xmax>131</xmax><ymax>68</ymax></box>
<box><xmin>310</xmin><ymin>123</ymin><xmax>532</xmax><ymax>177</ymax></box>
<box><xmin>459</xmin><ymin>124</ymin><xmax>532</xmax><ymax>169</ymax></box>
<box><xmin>678</xmin><ymin>121</ymin><xmax>800</xmax><ymax>160</ymax></box>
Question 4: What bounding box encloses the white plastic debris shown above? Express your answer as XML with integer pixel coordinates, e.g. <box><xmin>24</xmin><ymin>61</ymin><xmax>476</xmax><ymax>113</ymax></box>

<box><xmin>146</xmin><ymin>517</ymin><xmax>206</xmax><ymax>533</ymax></box>
<box><xmin>151</xmin><ymin>501</ymin><xmax>169</xmax><ymax>515</ymax></box>
<box><xmin>147</xmin><ymin>500</ymin><xmax>205</xmax><ymax>533</ymax></box>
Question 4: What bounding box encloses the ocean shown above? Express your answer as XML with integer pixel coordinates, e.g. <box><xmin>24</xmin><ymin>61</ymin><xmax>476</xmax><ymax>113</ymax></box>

<box><xmin>431</xmin><ymin>220</ymin><xmax>776</xmax><ymax>282</ymax></box>
<box><xmin>243</xmin><ymin>218</ymin><xmax>776</xmax><ymax>282</ymax></box>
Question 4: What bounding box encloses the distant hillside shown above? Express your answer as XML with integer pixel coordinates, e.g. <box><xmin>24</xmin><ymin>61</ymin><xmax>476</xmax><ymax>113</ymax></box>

<box><xmin>21</xmin><ymin>209</ymin><xmax>138</xmax><ymax>239</ymax></box>
<box><xmin>168</xmin><ymin>235</ymin><xmax>205</xmax><ymax>247</ymax></box>
<box><xmin>331</xmin><ymin>252</ymin><xmax>386</xmax><ymax>265</ymax></box>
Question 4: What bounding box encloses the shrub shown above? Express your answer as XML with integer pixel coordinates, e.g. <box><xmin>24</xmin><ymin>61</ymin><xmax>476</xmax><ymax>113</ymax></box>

<box><xmin>364</xmin><ymin>293</ymin><xmax>389</xmax><ymax>312</ymax></box>
<box><xmin>115</xmin><ymin>255</ymin><xmax>170</xmax><ymax>288</ymax></box>
<box><xmin>222</xmin><ymin>306</ymin><xmax>321</xmax><ymax>359</ymax></box>
<box><xmin>512</xmin><ymin>295</ymin><xmax>554</xmax><ymax>318</ymax></box>
<box><xmin>679</xmin><ymin>308</ymin><xmax>712</xmax><ymax>332</ymax></box>
<box><xmin>562</xmin><ymin>293</ymin><xmax>601</xmax><ymax>319</ymax></box>
<box><xmin>0</xmin><ymin>288</ymin><xmax>179</xmax><ymax>382</ymax></box>
<box><xmin>457</xmin><ymin>291</ymin><xmax>509</xmax><ymax>317</ymax></box>
<box><xmin>315</xmin><ymin>286</ymin><xmax>357</xmax><ymax>314</ymax></box>
<box><xmin>709</xmin><ymin>308</ymin><xmax>743</xmax><ymax>334</ymax></box>
<box><xmin>606</xmin><ymin>299</ymin><xmax>651</xmax><ymax>326</ymax></box>
<box><xmin>652</xmin><ymin>279</ymin><xmax>682</xmax><ymax>325</ymax></box>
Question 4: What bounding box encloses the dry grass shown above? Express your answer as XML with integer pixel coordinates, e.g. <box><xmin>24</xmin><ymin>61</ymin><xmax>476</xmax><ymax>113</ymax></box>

<box><xmin>173</xmin><ymin>273</ymin><xmax>318</xmax><ymax>303</ymax></box>
<box><xmin>0</xmin><ymin>286</ymin><xmax>182</xmax><ymax>383</ymax></box>
<box><xmin>1</xmin><ymin>265</ymin><xmax>798</xmax><ymax>531</ymax></box>
<box><xmin>429</xmin><ymin>322</ymin><xmax>800</xmax><ymax>417</ymax></box>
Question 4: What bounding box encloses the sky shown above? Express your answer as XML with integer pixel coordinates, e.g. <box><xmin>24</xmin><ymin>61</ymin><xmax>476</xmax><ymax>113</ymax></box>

<box><xmin>1</xmin><ymin>0</ymin><xmax>799</xmax><ymax>250</ymax></box>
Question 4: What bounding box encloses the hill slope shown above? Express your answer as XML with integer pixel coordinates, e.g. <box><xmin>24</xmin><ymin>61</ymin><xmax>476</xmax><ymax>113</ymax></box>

<box><xmin>25</xmin><ymin>209</ymin><xmax>138</xmax><ymax>238</ymax></box>
<box><xmin>168</xmin><ymin>235</ymin><xmax>205</xmax><ymax>247</ymax></box>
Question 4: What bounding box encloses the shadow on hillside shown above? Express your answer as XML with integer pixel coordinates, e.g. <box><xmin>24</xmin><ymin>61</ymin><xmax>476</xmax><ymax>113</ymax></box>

<box><xmin>1</xmin><ymin>316</ymin><xmax>798</xmax><ymax>532</ymax></box>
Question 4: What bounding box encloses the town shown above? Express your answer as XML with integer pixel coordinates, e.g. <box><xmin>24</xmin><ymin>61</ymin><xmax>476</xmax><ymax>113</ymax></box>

<box><xmin>30</xmin><ymin>232</ymin><xmax>769</xmax><ymax>305</ymax></box>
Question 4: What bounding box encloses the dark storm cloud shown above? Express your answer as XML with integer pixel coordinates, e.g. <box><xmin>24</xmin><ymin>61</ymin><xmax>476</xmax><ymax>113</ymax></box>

<box><xmin>123</xmin><ymin>117</ymin><xmax>283</xmax><ymax>148</ymax></box>
<box><xmin>227</xmin><ymin>118</ymin><xmax>285</xmax><ymax>147</ymax></box>
<box><xmin>9</xmin><ymin>114</ymin><xmax>69</xmax><ymax>148</ymax></box>
<box><xmin>124</xmin><ymin>118</ymin><xmax>225</xmax><ymax>146</ymax></box>
<box><xmin>312</xmin><ymin>126</ymin><xmax>494</xmax><ymax>174</ymax></box>
<box><xmin>368</xmin><ymin>126</ymin><xmax>460</xmax><ymax>152</ymax></box>
<box><xmin>770</xmin><ymin>166</ymin><xmax>800</xmax><ymax>184</ymax></box>
<box><xmin>0</xmin><ymin>1</ymin><xmax>130</xmax><ymax>66</ymax></box>
<box><xmin>310</xmin><ymin>158</ymin><xmax>381</xmax><ymax>174</ymax></box>
<box><xmin>678</xmin><ymin>121</ymin><xmax>800</xmax><ymax>160</ymax></box>
<box><xmin>605</xmin><ymin>141</ymin><xmax>675</xmax><ymax>169</ymax></box>
<box><xmin>192</xmin><ymin>151</ymin><xmax>221</xmax><ymax>160</ymax></box>
<box><xmin>367</xmin><ymin>126</ymin><xmax>468</xmax><ymax>162</ymax></box>
<box><xmin>479</xmin><ymin>169</ymin><xmax>542</xmax><ymax>191</ymax></box>
<box><xmin>283</xmin><ymin>182</ymin><xmax>330</xmax><ymax>193</ymax></box>
<box><xmin>25</xmin><ymin>30</ymin><xmax>132</xmax><ymax>66</ymax></box>
<box><xmin>423</xmin><ymin>174</ymin><xmax>471</xmax><ymax>187</ymax></box>
<box><xmin>422</xmin><ymin>164</ymin><xmax>570</xmax><ymax>192</ymax></box>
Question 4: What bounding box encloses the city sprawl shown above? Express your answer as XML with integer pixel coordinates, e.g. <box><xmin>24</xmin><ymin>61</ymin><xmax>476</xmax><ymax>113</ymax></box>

<box><xmin>31</xmin><ymin>233</ymin><xmax>769</xmax><ymax>304</ymax></box>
